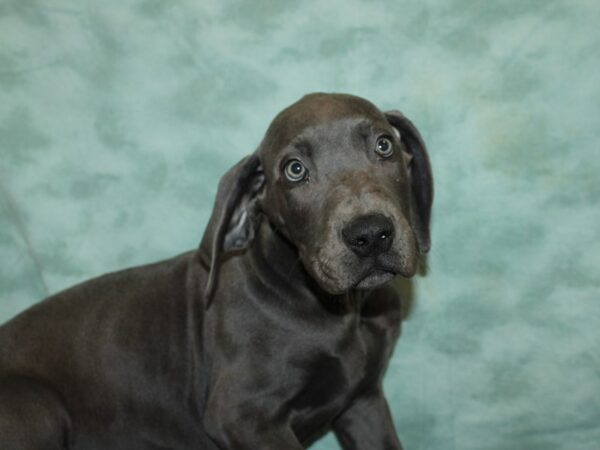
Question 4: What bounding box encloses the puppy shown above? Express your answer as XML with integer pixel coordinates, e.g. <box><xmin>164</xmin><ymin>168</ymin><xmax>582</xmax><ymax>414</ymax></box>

<box><xmin>0</xmin><ymin>93</ymin><xmax>432</xmax><ymax>449</ymax></box>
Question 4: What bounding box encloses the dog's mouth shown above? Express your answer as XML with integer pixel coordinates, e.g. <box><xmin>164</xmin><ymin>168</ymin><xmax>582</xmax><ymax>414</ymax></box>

<box><xmin>309</xmin><ymin>252</ymin><xmax>414</xmax><ymax>295</ymax></box>
<box><xmin>354</xmin><ymin>267</ymin><xmax>397</xmax><ymax>290</ymax></box>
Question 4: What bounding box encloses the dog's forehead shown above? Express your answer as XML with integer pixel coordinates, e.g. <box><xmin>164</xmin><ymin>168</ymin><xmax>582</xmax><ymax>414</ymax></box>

<box><xmin>274</xmin><ymin>93</ymin><xmax>383</xmax><ymax>131</ymax></box>
<box><xmin>260</xmin><ymin>93</ymin><xmax>387</xmax><ymax>163</ymax></box>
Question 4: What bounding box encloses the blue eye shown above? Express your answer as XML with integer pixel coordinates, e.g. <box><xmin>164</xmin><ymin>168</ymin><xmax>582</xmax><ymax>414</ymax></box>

<box><xmin>284</xmin><ymin>159</ymin><xmax>308</xmax><ymax>182</ymax></box>
<box><xmin>375</xmin><ymin>137</ymin><xmax>394</xmax><ymax>158</ymax></box>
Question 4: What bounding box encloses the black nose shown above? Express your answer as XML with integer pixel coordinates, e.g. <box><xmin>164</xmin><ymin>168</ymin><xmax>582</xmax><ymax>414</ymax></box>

<box><xmin>342</xmin><ymin>213</ymin><xmax>395</xmax><ymax>257</ymax></box>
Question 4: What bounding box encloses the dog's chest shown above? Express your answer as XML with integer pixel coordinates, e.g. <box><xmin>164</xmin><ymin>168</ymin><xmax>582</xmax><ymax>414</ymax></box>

<box><xmin>207</xmin><ymin>284</ymin><xmax>402</xmax><ymax>441</ymax></box>
<box><xmin>284</xmin><ymin>319</ymin><xmax>394</xmax><ymax>438</ymax></box>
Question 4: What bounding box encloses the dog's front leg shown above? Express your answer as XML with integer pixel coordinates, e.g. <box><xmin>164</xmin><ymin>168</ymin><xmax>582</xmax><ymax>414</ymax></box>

<box><xmin>332</xmin><ymin>388</ymin><xmax>403</xmax><ymax>450</ymax></box>
<box><xmin>204</xmin><ymin>415</ymin><xmax>304</xmax><ymax>450</ymax></box>
<box><xmin>203</xmin><ymin>386</ymin><xmax>304</xmax><ymax>450</ymax></box>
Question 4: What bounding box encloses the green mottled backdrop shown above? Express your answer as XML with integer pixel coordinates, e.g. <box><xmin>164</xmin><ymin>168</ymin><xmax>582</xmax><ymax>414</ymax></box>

<box><xmin>1</xmin><ymin>0</ymin><xmax>599</xmax><ymax>448</ymax></box>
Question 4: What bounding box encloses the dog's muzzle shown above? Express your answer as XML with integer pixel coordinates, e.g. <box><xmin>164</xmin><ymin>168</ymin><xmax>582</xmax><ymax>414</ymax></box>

<box><xmin>341</xmin><ymin>213</ymin><xmax>401</xmax><ymax>289</ymax></box>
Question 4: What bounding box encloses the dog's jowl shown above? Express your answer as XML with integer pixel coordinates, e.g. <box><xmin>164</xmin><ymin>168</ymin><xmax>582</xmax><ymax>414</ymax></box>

<box><xmin>0</xmin><ymin>93</ymin><xmax>433</xmax><ymax>450</ymax></box>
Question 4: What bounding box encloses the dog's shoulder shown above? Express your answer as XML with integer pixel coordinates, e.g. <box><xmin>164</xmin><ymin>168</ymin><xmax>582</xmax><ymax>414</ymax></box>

<box><xmin>0</xmin><ymin>250</ymin><xmax>203</xmax><ymax>377</ymax></box>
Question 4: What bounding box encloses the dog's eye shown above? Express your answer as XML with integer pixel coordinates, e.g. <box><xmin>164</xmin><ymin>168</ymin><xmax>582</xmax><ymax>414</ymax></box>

<box><xmin>284</xmin><ymin>159</ymin><xmax>308</xmax><ymax>182</ymax></box>
<box><xmin>375</xmin><ymin>137</ymin><xmax>394</xmax><ymax>158</ymax></box>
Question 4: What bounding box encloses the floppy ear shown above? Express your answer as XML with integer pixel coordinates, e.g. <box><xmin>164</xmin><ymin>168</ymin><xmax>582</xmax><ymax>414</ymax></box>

<box><xmin>385</xmin><ymin>110</ymin><xmax>433</xmax><ymax>253</ymax></box>
<box><xmin>199</xmin><ymin>153</ymin><xmax>265</xmax><ymax>306</ymax></box>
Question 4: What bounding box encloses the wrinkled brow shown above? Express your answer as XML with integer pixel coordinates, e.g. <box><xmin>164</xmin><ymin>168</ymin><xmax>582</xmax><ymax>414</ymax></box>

<box><xmin>289</xmin><ymin>137</ymin><xmax>313</xmax><ymax>158</ymax></box>
<box><xmin>355</xmin><ymin>119</ymin><xmax>375</xmax><ymax>141</ymax></box>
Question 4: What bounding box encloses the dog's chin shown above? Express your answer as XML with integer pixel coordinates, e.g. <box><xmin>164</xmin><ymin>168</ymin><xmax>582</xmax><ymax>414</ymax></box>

<box><xmin>354</xmin><ymin>269</ymin><xmax>397</xmax><ymax>290</ymax></box>
<box><xmin>305</xmin><ymin>255</ymin><xmax>415</xmax><ymax>295</ymax></box>
<box><xmin>309</xmin><ymin>266</ymin><xmax>399</xmax><ymax>295</ymax></box>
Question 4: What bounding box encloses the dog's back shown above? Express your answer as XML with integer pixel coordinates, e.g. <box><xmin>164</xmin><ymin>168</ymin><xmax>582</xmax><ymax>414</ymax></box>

<box><xmin>0</xmin><ymin>251</ymin><xmax>215</xmax><ymax>448</ymax></box>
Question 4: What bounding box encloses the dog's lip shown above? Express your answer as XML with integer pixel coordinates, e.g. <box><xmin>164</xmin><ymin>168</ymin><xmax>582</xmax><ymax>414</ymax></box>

<box><xmin>354</xmin><ymin>267</ymin><xmax>397</xmax><ymax>290</ymax></box>
<box><xmin>315</xmin><ymin>260</ymin><xmax>337</xmax><ymax>282</ymax></box>
<box><xmin>312</xmin><ymin>257</ymin><xmax>405</xmax><ymax>293</ymax></box>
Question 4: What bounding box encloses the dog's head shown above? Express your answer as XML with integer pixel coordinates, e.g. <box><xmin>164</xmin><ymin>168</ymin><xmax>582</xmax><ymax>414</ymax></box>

<box><xmin>201</xmin><ymin>93</ymin><xmax>433</xmax><ymax>301</ymax></box>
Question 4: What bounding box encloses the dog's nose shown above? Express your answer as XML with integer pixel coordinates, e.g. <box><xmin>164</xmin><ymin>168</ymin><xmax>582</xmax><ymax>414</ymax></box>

<box><xmin>342</xmin><ymin>213</ymin><xmax>394</xmax><ymax>257</ymax></box>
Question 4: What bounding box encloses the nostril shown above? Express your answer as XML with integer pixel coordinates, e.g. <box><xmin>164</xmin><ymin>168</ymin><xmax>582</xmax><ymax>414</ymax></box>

<box><xmin>354</xmin><ymin>236</ymin><xmax>368</xmax><ymax>247</ymax></box>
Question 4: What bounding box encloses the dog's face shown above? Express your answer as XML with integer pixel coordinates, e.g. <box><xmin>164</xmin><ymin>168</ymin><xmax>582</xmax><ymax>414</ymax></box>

<box><xmin>202</xmin><ymin>93</ymin><xmax>432</xmax><ymax>299</ymax></box>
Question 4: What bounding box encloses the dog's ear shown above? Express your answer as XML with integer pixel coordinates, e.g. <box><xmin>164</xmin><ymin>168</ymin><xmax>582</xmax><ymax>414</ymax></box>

<box><xmin>199</xmin><ymin>153</ymin><xmax>265</xmax><ymax>306</ymax></box>
<box><xmin>385</xmin><ymin>110</ymin><xmax>433</xmax><ymax>253</ymax></box>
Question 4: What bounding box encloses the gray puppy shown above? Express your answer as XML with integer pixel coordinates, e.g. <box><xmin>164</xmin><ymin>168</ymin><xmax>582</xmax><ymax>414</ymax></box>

<box><xmin>0</xmin><ymin>93</ymin><xmax>433</xmax><ymax>449</ymax></box>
